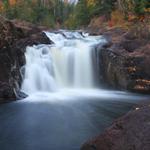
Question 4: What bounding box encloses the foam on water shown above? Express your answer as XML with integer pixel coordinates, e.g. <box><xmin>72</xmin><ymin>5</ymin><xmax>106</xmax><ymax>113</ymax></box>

<box><xmin>21</xmin><ymin>31</ymin><xmax>105</xmax><ymax>93</ymax></box>
<box><xmin>21</xmin><ymin>30</ymin><xmax>146</xmax><ymax>103</ymax></box>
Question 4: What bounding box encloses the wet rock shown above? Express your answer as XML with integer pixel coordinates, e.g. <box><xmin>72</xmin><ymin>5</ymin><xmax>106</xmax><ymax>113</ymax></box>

<box><xmin>0</xmin><ymin>82</ymin><xmax>16</xmax><ymax>103</ymax></box>
<box><xmin>81</xmin><ymin>102</ymin><xmax>150</xmax><ymax>150</ymax></box>
<box><xmin>0</xmin><ymin>16</ymin><xmax>51</xmax><ymax>103</ymax></box>
<box><xmin>16</xmin><ymin>91</ymin><xmax>28</xmax><ymax>100</ymax></box>
<box><xmin>98</xmin><ymin>27</ymin><xmax>150</xmax><ymax>94</ymax></box>
<box><xmin>13</xmin><ymin>32</ymin><xmax>52</xmax><ymax>67</ymax></box>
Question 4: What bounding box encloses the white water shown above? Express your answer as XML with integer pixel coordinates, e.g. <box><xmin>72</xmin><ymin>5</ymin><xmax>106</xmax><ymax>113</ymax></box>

<box><xmin>21</xmin><ymin>30</ymin><xmax>147</xmax><ymax>103</ymax></box>
<box><xmin>21</xmin><ymin>31</ymin><xmax>106</xmax><ymax>95</ymax></box>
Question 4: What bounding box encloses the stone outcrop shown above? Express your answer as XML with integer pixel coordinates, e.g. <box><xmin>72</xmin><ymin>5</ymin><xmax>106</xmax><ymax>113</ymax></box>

<box><xmin>82</xmin><ymin>27</ymin><xmax>150</xmax><ymax>149</ymax></box>
<box><xmin>0</xmin><ymin>16</ymin><xmax>51</xmax><ymax>103</ymax></box>
<box><xmin>98</xmin><ymin>27</ymin><xmax>150</xmax><ymax>93</ymax></box>
<box><xmin>81</xmin><ymin>102</ymin><xmax>150</xmax><ymax>150</ymax></box>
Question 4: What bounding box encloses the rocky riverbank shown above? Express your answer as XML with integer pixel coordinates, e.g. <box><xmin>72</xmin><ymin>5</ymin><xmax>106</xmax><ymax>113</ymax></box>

<box><xmin>97</xmin><ymin>26</ymin><xmax>150</xmax><ymax>94</ymax></box>
<box><xmin>81</xmin><ymin>101</ymin><xmax>150</xmax><ymax>150</ymax></box>
<box><xmin>0</xmin><ymin>16</ymin><xmax>51</xmax><ymax>103</ymax></box>
<box><xmin>81</xmin><ymin>24</ymin><xmax>150</xmax><ymax>150</ymax></box>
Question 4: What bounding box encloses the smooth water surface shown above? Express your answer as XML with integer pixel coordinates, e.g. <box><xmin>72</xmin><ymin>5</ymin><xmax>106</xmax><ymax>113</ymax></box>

<box><xmin>0</xmin><ymin>90</ymin><xmax>148</xmax><ymax>150</ymax></box>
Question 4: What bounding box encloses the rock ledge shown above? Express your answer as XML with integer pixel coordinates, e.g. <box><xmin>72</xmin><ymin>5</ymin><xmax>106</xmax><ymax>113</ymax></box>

<box><xmin>81</xmin><ymin>101</ymin><xmax>150</xmax><ymax>150</ymax></box>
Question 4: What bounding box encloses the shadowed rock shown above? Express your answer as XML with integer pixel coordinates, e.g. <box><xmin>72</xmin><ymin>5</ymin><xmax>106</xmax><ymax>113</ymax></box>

<box><xmin>81</xmin><ymin>102</ymin><xmax>150</xmax><ymax>150</ymax></box>
<box><xmin>97</xmin><ymin>27</ymin><xmax>150</xmax><ymax>93</ymax></box>
<box><xmin>0</xmin><ymin>16</ymin><xmax>51</xmax><ymax>103</ymax></box>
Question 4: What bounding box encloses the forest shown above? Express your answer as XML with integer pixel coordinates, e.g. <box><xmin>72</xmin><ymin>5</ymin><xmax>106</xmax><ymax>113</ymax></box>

<box><xmin>0</xmin><ymin>0</ymin><xmax>150</xmax><ymax>28</ymax></box>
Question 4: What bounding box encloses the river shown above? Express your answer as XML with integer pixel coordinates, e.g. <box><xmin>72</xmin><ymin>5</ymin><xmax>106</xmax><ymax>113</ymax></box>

<box><xmin>0</xmin><ymin>30</ymin><xmax>148</xmax><ymax>150</ymax></box>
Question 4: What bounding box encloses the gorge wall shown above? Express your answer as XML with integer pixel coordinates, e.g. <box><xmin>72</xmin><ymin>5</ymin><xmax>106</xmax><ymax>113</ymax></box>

<box><xmin>0</xmin><ymin>16</ymin><xmax>51</xmax><ymax>103</ymax></box>
<box><xmin>98</xmin><ymin>28</ymin><xmax>150</xmax><ymax>94</ymax></box>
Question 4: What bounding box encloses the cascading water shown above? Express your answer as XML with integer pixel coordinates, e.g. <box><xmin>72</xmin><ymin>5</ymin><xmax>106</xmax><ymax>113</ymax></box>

<box><xmin>21</xmin><ymin>31</ymin><xmax>106</xmax><ymax>95</ymax></box>
<box><xmin>1</xmin><ymin>30</ymin><xmax>148</xmax><ymax>150</ymax></box>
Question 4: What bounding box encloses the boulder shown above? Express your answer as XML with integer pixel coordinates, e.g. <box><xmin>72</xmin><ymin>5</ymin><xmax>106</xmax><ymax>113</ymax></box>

<box><xmin>81</xmin><ymin>102</ymin><xmax>150</xmax><ymax>150</ymax></box>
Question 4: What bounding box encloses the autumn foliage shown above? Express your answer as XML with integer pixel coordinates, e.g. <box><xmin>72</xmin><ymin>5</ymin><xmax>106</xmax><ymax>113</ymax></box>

<box><xmin>0</xmin><ymin>0</ymin><xmax>149</xmax><ymax>29</ymax></box>
<box><xmin>0</xmin><ymin>0</ymin><xmax>74</xmax><ymax>28</ymax></box>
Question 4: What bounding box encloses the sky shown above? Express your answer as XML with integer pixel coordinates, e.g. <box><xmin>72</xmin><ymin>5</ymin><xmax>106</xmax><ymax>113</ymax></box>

<box><xmin>68</xmin><ymin>0</ymin><xmax>78</xmax><ymax>4</ymax></box>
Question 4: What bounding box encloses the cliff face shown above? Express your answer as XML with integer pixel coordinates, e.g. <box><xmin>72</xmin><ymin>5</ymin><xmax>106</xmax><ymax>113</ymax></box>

<box><xmin>0</xmin><ymin>16</ymin><xmax>51</xmax><ymax>103</ymax></box>
<box><xmin>98</xmin><ymin>28</ymin><xmax>150</xmax><ymax>93</ymax></box>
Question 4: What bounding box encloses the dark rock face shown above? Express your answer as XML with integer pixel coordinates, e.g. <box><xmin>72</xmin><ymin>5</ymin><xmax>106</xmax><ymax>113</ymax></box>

<box><xmin>82</xmin><ymin>26</ymin><xmax>150</xmax><ymax>150</ymax></box>
<box><xmin>0</xmin><ymin>16</ymin><xmax>51</xmax><ymax>103</ymax></box>
<box><xmin>81</xmin><ymin>102</ymin><xmax>150</xmax><ymax>150</ymax></box>
<box><xmin>0</xmin><ymin>82</ymin><xmax>16</xmax><ymax>103</ymax></box>
<box><xmin>98</xmin><ymin>28</ymin><xmax>150</xmax><ymax>93</ymax></box>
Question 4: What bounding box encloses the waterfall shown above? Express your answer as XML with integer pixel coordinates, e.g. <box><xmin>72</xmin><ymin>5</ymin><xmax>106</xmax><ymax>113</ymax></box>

<box><xmin>21</xmin><ymin>31</ymin><xmax>106</xmax><ymax>95</ymax></box>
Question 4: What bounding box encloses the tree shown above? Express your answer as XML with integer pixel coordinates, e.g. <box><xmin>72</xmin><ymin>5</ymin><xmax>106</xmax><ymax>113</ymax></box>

<box><xmin>74</xmin><ymin>0</ymin><xmax>90</xmax><ymax>26</ymax></box>
<box><xmin>0</xmin><ymin>0</ymin><xmax>74</xmax><ymax>28</ymax></box>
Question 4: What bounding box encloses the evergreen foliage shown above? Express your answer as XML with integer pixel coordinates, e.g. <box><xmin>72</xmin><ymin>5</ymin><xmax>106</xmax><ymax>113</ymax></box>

<box><xmin>0</xmin><ymin>0</ymin><xmax>74</xmax><ymax>28</ymax></box>
<box><xmin>0</xmin><ymin>0</ymin><xmax>149</xmax><ymax>28</ymax></box>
